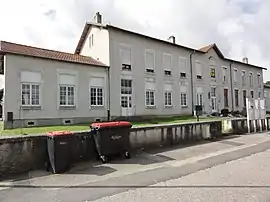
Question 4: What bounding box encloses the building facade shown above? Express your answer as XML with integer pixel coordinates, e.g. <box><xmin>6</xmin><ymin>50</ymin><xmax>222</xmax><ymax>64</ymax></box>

<box><xmin>0</xmin><ymin>12</ymin><xmax>266</xmax><ymax>129</ymax></box>
<box><xmin>76</xmin><ymin>13</ymin><xmax>266</xmax><ymax>118</ymax></box>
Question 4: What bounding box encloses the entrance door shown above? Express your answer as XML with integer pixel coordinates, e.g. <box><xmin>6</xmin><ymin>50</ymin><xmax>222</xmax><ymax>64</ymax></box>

<box><xmin>121</xmin><ymin>79</ymin><xmax>133</xmax><ymax>116</ymax></box>
<box><xmin>211</xmin><ymin>87</ymin><xmax>217</xmax><ymax>112</ymax></box>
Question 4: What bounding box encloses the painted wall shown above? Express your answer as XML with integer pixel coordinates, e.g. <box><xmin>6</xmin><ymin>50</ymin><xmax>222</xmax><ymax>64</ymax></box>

<box><xmin>108</xmin><ymin>29</ymin><xmax>193</xmax><ymax>117</ymax></box>
<box><xmin>80</xmin><ymin>26</ymin><xmax>110</xmax><ymax>66</ymax></box>
<box><xmin>4</xmin><ymin>54</ymin><xmax>108</xmax><ymax>126</ymax></box>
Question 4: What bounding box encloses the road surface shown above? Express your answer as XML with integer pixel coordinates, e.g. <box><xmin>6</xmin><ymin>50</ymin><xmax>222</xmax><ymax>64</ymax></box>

<box><xmin>1</xmin><ymin>133</ymin><xmax>270</xmax><ymax>202</ymax></box>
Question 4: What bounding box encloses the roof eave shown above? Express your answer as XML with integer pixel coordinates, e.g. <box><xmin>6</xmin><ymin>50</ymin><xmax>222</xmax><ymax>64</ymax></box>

<box><xmin>2</xmin><ymin>51</ymin><xmax>109</xmax><ymax>68</ymax></box>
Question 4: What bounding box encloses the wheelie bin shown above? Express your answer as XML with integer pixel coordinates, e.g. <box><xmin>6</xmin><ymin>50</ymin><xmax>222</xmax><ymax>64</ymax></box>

<box><xmin>90</xmin><ymin>121</ymin><xmax>132</xmax><ymax>163</ymax></box>
<box><xmin>46</xmin><ymin>130</ymin><xmax>73</xmax><ymax>174</ymax></box>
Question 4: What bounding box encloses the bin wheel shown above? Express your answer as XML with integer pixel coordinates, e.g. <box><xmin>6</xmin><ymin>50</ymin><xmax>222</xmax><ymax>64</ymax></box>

<box><xmin>124</xmin><ymin>151</ymin><xmax>131</xmax><ymax>159</ymax></box>
<box><xmin>100</xmin><ymin>155</ymin><xmax>108</xmax><ymax>163</ymax></box>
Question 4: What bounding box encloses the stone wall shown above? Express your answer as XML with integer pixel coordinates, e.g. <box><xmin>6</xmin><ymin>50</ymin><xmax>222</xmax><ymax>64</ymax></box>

<box><xmin>0</xmin><ymin>118</ymin><xmax>269</xmax><ymax>177</ymax></box>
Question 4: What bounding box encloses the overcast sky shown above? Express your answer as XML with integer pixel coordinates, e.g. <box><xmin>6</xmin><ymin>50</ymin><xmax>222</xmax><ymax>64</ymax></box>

<box><xmin>0</xmin><ymin>0</ymin><xmax>270</xmax><ymax>87</ymax></box>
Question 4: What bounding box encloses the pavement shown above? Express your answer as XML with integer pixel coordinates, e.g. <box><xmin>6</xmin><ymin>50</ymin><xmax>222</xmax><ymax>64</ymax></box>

<box><xmin>1</xmin><ymin>133</ymin><xmax>270</xmax><ymax>202</ymax></box>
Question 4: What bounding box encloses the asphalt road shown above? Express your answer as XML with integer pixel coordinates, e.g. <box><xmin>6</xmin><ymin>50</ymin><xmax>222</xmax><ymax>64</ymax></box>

<box><xmin>1</xmin><ymin>134</ymin><xmax>270</xmax><ymax>202</ymax></box>
<box><xmin>93</xmin><ymin>149</ymin><xmax>270</xmax><ymax>202</ymax></box>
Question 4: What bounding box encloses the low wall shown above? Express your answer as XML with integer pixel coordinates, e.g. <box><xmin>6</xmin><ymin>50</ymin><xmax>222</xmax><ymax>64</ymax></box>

<box><xmin>0</xmin><ymin>117</ymin><xmax>269</xmax><ymax>177</ymax></box>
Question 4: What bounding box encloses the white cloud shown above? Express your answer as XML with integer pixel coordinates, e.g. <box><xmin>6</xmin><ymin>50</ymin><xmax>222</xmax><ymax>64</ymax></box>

<box><xmin>0</xmin><ymin>0</ymin><xmax>270</xmax><ymax>85</ymax></box>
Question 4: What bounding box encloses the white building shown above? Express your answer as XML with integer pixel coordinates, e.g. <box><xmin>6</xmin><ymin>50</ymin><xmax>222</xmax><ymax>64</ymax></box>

<box><xmin>0</xmin><ymin>12</ymin><xmax>267</xmax><ymax>129</ymax></box>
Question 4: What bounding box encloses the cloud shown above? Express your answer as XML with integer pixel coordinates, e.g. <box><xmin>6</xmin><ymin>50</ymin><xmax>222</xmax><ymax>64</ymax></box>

<box><xmin>0</xmin><ymin>0</ymin><xmax>270</xmax><ymax>86</ymax></box>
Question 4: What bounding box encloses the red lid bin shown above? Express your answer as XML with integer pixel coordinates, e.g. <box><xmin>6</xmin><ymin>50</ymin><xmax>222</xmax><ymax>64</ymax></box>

<box><xmin>90</xmin><ymin>121</ymin><xmax>132</xmax><ymax>129</ymax></box>
<box><xmin>47</xmin><ymin>130</ymin><xmax>73</xmax><ymax>136</ymax></box>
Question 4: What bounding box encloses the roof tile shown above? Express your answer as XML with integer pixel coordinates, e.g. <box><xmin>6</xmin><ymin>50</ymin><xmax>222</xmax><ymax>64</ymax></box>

<box><xmin>0</xmin><ymin>41</ymin><xmax>107</xmax><ymax>67</ymax></box>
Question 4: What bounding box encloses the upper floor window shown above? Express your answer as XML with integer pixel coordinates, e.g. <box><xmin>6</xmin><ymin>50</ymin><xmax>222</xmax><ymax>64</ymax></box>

<box><xmin>179</xmin><ymin>57</ymin><xmax>187</xmax><ymax>79</ymax></box>
<box><xmin>210</xmin><ymin>68</ymin><xmax>216</xmax><ymax>78</ymax></box>
<box><xmin>249</xmin><ymin>72</ymin><xmax>253</xmax><ymax>85</ymax></box>
<box><xmin>241</xmin><ymin>71</ymin><xmax>246</xmax><ymax>85</ymax></box>
<box><xmin>89</xmin><ymin>34</ymin><xmax>94</xmax><ymax>48</ymax></box>
<box><xmin>145</xmin><ymin>50</ymin><xmax>155</xmax><ymax>73</ymax></box>
<box><xmin>120</xmin><ymin>45</ymin><xmax>132</xmax><ymax>71</ymax></box>
<box><xmin>163</xmin><ymin>53</ymin><xmax>172</xmax><ymax>76</ymax></box>
<box><xmin>257</xmin><ymin>73</ymin><xmax>261</xmax><ymax>86</ymax></box>
<box><xmin>222</xmin><ymin>67</ymin><xmax>227</xmax><ymax>83</ymax></box>
<box><xmin>195</xmin><ymin>61</ymin><xmax>202</xmax><ymax>80</ymax></box>
<box><xmin>233</xmin><ymin>69</ymin><xmax>238</xmax><ymax>83</ymax></box>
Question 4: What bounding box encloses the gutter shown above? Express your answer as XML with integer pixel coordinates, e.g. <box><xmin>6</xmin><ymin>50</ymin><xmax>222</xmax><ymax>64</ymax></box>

<box><xmin>229</xmin><ymin>61</ymin><xmax>234</xmax><ymax>111</ymax></box>
<box><xmin>106</xmin><ymin>67</ymin><xmax>111</xmax><ymax>121</ymax></box>
<box><xmin>189</xmin><ymin>50</ymin><xmax>196</xmax><ymax>114</ymax></box>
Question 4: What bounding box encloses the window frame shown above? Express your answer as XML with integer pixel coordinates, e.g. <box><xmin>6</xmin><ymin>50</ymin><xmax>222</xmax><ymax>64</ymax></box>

<box><xmin>234</xmin><ymin>88</ymin><xmax>239</xmax><ymax>107</ymax></box>
<box><xmin>195</xmin><ymin>61</ymin><xmax>202</xmax><ymax>80</ymax></box>
<box><xmin>120</xmin><ymin>44</ymin><xmax>132</xmax><ymax>71</ymax></box>
<box><xmin>222</xmin><ymin>66</ymin><xmax>227</xmax><ymax>83</ymax></box>
<box><xmin>241</xmin><ymin>70</ymin><xmax>246</xmax><ymax>86</ymax></box>
<box><xmin>180</xmin><ymin>92</ymin><xmax>188</xmax><ymax>107</ymax></box>
<box><xmin>145</xmin><ymin>90</ymin><xmax>155</xmax><ymax>107</ymax></box>
<box><xmin>59</xmin><ymin>84</ymin><xmax>76</xmax><ymax>107</ymax></box>
<box><xmin>21</xmin><ymin>82</ymin><xmax>41</xmax><ymax>106</ymax></box>
<box><xmin>164</xmin><ymin>91</ymin><xmax>173</xmax><ymax>107</ymax></box>
<box><xmin>145</xmin><ymin>49</ymin><xmax>155</xmax><ymax>73</ymax></box>
<box><xmin>249</xmin><ymin>72</ymin><xmax>253</xmax><ymax>86</ymax></box>
<box><xmin>210</xmin><ymin>67</ymin><xmax>216</xmax><ymax>78</ymax></box>
<box><xmin>223</xmin><ymin>88</ymin><xmax>229</xmax><ymax>108</ymax></box>
<box><xmin>163</xmin><ymin>52</ymin><xmax>172</xmax><ymax>71</ymax></box>
<box><xmin>233</xmin><ymin>68</ymin><xmax>238</xmax><ymax>84</ymax></box>
<box><xmin>90</xmin><ymin>86</ymin><xmax>104</xmax><ymax>107</ymax></box>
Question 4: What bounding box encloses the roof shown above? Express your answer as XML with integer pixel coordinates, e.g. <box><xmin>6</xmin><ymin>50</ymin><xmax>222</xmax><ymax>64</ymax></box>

<box><xmin>0</xmin><ymin>41</ymin><xmax>107</xmax><ymax>67</ymax></box>
<box><xmin>198</xmin><ymin>43</ymin><xmax>267</xmax><ymax>70</ymax></box>
<box><xmin>74</xmin><ymin>22</ymin><xmax>267</xmax><ymax>70</ymax></box>
<box><xmin>74</xmin><ymin>22</ymin><xmax>200</xmax><ymax>55</ymax></box>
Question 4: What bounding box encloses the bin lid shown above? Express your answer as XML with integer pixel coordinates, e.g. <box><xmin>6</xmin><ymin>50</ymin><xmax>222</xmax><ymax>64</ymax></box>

<box><xmin>91</xmin><ymin>121</ymin><xmax>131</xmax><ymax>129</ymax></box>
<box><xmin>47</xmin><ymin>130</ymin><xmax>73</xmax><ymax>136</ymax></box>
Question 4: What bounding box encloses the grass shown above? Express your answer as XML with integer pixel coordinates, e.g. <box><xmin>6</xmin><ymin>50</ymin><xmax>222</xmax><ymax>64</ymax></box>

<box><xmin>0</xmin><ymin>116</ymin><xmax>219</xmax><ymax>136</ymax></box>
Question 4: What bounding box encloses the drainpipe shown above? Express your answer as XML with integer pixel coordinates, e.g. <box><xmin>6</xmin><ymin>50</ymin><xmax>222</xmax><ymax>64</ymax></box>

<box><xmin>106</xmin><ymin>67</ymin><xmax>111</xmax><ymax>121</ymax></box>
<box><xmin>229</xmin><ymin>61</ymin><xmax>234</xmax><ymax>111</ymax></box>
<box><xmin>189</xmin><ymin>50</ymin><xmax>196</xmax><ymax>114</ymax></box>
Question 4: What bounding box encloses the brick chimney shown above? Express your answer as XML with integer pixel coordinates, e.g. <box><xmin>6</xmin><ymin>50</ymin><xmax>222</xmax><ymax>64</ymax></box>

<box><xmin>242</xmin><ymin>57</ymin><xmax>248</xmax><ymax>64</ymax></box>
<box><xmin>94</xmin><ymin>12</ymin><xmax>102</xmax><ymax>24</ymax></box>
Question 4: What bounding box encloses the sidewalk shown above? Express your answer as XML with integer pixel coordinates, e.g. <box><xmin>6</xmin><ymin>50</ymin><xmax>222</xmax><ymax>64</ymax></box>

<box><xmin>1</xmin><ymin>133</ymin><xmax>269</xmax><ymax>191</ymax></box>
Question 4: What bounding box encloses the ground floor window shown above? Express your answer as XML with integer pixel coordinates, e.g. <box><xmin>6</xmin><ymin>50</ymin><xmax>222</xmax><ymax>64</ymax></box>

<box><xmin>90</xmin><ymin>87</ymin><xmax>103</xmax><ymax>106</ymax></box>
<box><xmin>21</xmin><ymin>83</ymin><xmax>40</xmax><ymax>106</ymax></box>
<box><xmin>196</xmin><ymin>93</ymin><xmax>203</xmax><ymax>106</ymax></box>
<box><xmin>146</xmin><ymin>90</ymin><xmax>155</xmax><ymax>106</ymax></box>
<box><xmin>59</xmin><ymin>85</ymin><xmax>75</xmax><ymax>106</ymax></box>
<box><xmin>164</xmin><ymin>91</ymin><xmax>172</xmax><ymax>106</ymax></box>
<box><xmin>180</xmin><ymin>93</ymin><xmax>187</xmax><ymax>106</ymax></box>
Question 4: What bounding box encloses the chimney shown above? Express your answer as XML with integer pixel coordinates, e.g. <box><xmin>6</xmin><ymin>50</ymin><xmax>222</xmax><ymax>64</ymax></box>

<box><xmin>94</xmin><ymin>12</ymin><xmax>102</xmax><ymax>24</ymax></box>
<box><xmin>242</xmin><ymin>57</ymin><xmax>248</xmax><ymax>64</ymax></box>
<box><xmin>168</xmin><ymin>35</ymin><xmax>176</xmax><ymax>44</ymax></box>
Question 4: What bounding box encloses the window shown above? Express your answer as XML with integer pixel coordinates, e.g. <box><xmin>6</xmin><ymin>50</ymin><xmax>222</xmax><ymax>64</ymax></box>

<box><xmin>121</xmin><ymin>79</ymin><xmax>132</xmax><ymax>94</ymax></box>
<box><xmin>90</xmin><ymin>77</ymin><xmax>104</xmax><ymax>107</ymax></box>
<box><xmin>258</xmin><ymin>90</ymin><xmax>261</xmax><ymax>99</ymax></box>
<box><xmin>59</xmin><ymin>73</ymin><xmax>76</xmax><ymax>107</ymax></box>
<box><xmin>242</xmin><ymin>71</ymin><xmax>246</xmax><ymax>85</ymax></box>
<box><xmin>196</xmin><ymin>87</ymin><xmax>203</xmax><ymax>106</ymax></box>
<box><xmin>249</xmin><ymin>72</ymin><xmax>253</xmax><ymax>85</ymax></box>
<box><xmin>89</xmin><ymin>34</ymin><xmax>93</xmax><ymax>48</ymax></box>
<box><xmin>235</xmin><ymin>89</ymin><xmax>239</xmax><ymax>107</ymax></box>
<box><xmin>224</xmin><ymin>88</ymin><xmax>229</xmax><ymax>107</ymax></box>
<box><xmin>179</xmin><ymin>57</ymin><xmax>187</xmax><ymax>79</ymax></box>
<box><xmin>257</xmin><ymin>73</ymin><xmax>261</xmax><ymax>86</ymax></box>
<box><xmin>233</xmin><ymin>69</ymin><xmax>238</xmax><ymax>83</ymax></box>
<box><xmin>120</xmin><ymin>46</ymin><xmax>132</xmax><ymax>71</ymax></box>
<box><xmin>243</xmin><ymin>90</ymin><xmax>247</xmax><ymax>107</ymax></box>
<box><xmin>180</xmin><ymin>86</ymin><xmax>187</xmax><ymax>107</ymax></box>
<box><xmin>146</xmin><ymin>91</ymin><xmax>155</xmax><ymax>106</ymax></box>
<box><xmin>210</xmin><ymin>68</ymin><xmax>215</xmax><ymax>78</ymax></box>
<box><xmin>59</xmin><ymin>85</ymin><xmax>75</xmax><ymax>106</ymax></box>
<box><xmin>164</xmin><ymin>70</ymin><xmax>172</xmax><ymax>76</ymax></box>
<box><xmin>90</xmin><ymin>87</ymin><xmax>103</xmax><ymax>106</ymax></box>
<box><xmin>250</xmin><ymin>90</ymin><xmax>254</xmax><ymax>98</ymax></box>
<box><xmin>264</xmin><ymin>90</ymin><xmax>267</xmax><ymax>98</ymax></box>
<box><xmin>145</xmin><ymin>81</ymin><xmax>155</xmax><ymax>107</ymax></box>
<box><xmin>222</xmin><ymin>67</ymin><xmax>227</xmax><ymax>83</ymax></box>
<box><xmin>196</xmin><ymin>62</ymin><xmax>202</xmax><ymax>79</ymax></box>
<box><xmin>145</xmin><ymin>50</ymin><xmax>155</xmax><ymax>73</ymax></box>
<box><xmin>21</xmin><ymin>84</ymin><xmax>40</xmax><ymax>106</ymax></box>
<box><xmin>164</xmin><ymin>92</ymin><xmax>172</xmax><ymax>106</ymax></box>
<box><xmin>180</xmin><ymin>93</ymin><xmax>187</xmax><ymax>106</ymax></box>
<box><xmin>163</xmin><ymin>53</ymin><xmax>172</xmax><ymax>70</ymax></box>
<box><xmin>211</xmin><ymin>87</ymin><xmax>216</xmax><ymax>97</ymax></box>
<box><xmin>20</xmin><ymin>71</ymin><xmax>41</xmax><ymax>107</ymax></box>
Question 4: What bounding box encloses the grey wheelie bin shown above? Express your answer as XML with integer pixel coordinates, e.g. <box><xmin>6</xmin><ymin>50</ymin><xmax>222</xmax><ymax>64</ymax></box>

<box><xmin>46</xmin><ymin>131</ymin><xmax>73</xmax><ymax>173</ymax></box>
<box><xmin>90</xmin><ymin>121</ymin><xmax>132</xmax><ymax>163</ymax></box>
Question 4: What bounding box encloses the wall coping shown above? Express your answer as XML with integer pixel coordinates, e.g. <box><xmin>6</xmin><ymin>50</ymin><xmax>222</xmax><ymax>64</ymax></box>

<box><xmin>0</xmin><ymin>117</ymin><xmax>259</xmax><ymax>142</ymax></box>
